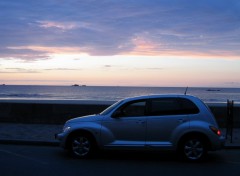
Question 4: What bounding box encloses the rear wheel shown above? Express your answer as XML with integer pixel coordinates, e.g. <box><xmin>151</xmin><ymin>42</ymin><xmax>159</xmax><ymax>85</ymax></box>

<box><xmin>68</xmin><ymin>133</ymin><xmax>95</xmax><ymax>159</ymax></box>
<box><xmin>179</xmin><ymin>136</ymin><xmax>207</xmax><ymax>162</ymax></box>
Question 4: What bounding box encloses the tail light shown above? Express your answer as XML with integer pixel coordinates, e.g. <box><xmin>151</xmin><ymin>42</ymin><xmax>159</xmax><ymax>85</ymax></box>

<box><xmin>210</xmin><ymin>126</ymin><xmax>221</xmax><ymax>136</ymax></box>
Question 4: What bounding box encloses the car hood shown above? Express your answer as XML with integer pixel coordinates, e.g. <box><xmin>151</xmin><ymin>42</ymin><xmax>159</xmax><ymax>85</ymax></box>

<box><xmin>67</xmin><ymin>114</ymin><xmax>101</xmax><ymax>123</ymax></box>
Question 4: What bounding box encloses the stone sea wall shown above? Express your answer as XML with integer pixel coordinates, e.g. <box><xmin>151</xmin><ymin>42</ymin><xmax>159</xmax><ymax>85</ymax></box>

<box><xmin>0</xmin><ymin>100</ymin><xmax>239</xmax><ymax>127</ymax></box>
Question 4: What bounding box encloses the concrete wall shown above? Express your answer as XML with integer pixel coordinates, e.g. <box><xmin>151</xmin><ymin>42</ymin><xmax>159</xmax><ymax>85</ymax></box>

<box><xmin>0</xmin><ymin>101</ymin><xmax>239</xmax><ymax>127</ymax></box>
<box><xmin>0</xmin><ymin>101</ymin><xmax>109</xmax><ymax>124</ymax></box>
<box><xmin>208</xmin><ymin>104</ymin><xmax>240</xmax><ymax>128</ymax></box>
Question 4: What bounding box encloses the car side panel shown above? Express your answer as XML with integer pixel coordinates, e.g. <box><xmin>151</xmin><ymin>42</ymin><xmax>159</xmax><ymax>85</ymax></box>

<box><xmin>100</xmin><ymin>116</ymin><xmax>147</xmax><ymax>149</ymax></box>
<box><xmin>146</xmin><ymin>114</ymin><xmax>190</xmax><ymax>149</ymax></box>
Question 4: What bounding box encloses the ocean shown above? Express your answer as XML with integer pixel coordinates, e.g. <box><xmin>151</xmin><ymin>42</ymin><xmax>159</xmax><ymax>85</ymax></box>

<box><xmin>0</xmin><ymin>85</ymin><xmax>240</xmax><ymax>103</ymax></box>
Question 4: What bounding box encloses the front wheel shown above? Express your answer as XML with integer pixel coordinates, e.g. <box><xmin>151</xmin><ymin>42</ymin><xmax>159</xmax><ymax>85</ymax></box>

<box><xmin>68</xmin><ymin>133</ymin><xmax>95</xmax><ymax>159</ymax></box>
<box><xmin>179</xmin><ymin>136</ymin><xmax>207</xmax><ymax>162</ymax></box>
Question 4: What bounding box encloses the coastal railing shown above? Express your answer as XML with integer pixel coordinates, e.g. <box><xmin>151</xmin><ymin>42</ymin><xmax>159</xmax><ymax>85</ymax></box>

<box><xmin>226</xmin><ymin>100</ymin><xmax>234</xmax><ymax>143</ymax></box>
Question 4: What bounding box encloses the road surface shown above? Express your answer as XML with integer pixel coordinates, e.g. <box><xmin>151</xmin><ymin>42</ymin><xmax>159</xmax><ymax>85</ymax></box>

<box><xmin>0</xmin><ymin>144</ymin><xmax>240</xmax><ymax>176</ymax></box>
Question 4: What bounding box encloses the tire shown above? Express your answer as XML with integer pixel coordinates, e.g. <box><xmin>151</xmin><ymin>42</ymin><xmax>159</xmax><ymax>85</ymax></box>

<box><xmin>179</xmin><ymin>136</ymin><xmax>207</xmax><ymax>162</ymax></box>
<box><xmin>68</xmin><ymin>133</ymin><xmax>95</xmax><ymax>159</ymax></box>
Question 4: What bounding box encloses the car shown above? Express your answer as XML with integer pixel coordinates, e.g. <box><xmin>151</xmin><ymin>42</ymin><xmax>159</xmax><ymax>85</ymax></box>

<box><xmin>55</xmin><ymin>94</ymin><xmax>225</xmax><ymax>161</ymax></box>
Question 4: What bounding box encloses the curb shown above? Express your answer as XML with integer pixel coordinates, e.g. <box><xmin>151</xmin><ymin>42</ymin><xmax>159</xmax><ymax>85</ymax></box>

<box><xmin>224</xmin><ymin>145</ymin><xmax>240</xmax><ymax>149</ymax></box>
<box><xmin>0</xmin><ymin>139</ymin><xmax>59</xmax><ymax>146</ymax></box>
<box><xmin>0</xmin><ymin>139</ymin><xmax>240</xmax><ymax>149</ymax></box>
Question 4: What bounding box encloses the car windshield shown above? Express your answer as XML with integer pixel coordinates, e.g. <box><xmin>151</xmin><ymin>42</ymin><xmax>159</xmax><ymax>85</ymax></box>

<box><xmin>100</xmin><ymin>100</ymin><xmax>123</xmax><ymax>115</ymax></box>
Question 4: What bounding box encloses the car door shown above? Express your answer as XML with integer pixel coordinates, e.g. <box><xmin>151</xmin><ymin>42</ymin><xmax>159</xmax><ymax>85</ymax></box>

<box><xmin>146</xmin><ymin>98</ymin><xmax>190</xmax><ymax>148</ymax></box>
<box><xmin>101</xmin><ymin>100</ymin><xmax>147</xmax><ymax>149</ymax></box>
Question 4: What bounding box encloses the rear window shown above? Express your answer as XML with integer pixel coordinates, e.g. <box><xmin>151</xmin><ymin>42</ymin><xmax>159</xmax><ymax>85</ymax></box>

<box><xmin>149</xmin><ymin>97</ymin><xmax>199</xmax><ymax>116</ymax></box>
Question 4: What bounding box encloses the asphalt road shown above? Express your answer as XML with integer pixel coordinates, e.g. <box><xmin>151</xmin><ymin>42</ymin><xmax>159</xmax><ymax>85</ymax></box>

<box><xmin>0</xmin><ymin>144</ymin><xmax>240</xmax><ymax>176</ymax></box>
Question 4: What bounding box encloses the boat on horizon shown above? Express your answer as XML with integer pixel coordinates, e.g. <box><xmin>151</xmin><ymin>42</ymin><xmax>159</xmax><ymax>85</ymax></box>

<box><xmin>72</xmin><ymin>84</ymin><xmax>87</xmax><ymax>87</ymax></box>
<box><xmin>206</xmin><ymin>89</ymin><xmax>220</xmax><ymax>92</ymax></box>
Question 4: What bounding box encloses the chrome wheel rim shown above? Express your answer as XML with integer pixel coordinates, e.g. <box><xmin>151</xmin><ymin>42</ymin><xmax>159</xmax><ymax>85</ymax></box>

<box><xmin>184</xmin><ymin>139</ymin><xmax>204</xmax><ymax>160</ymax></box>
<box><xmin>72</xmin><ymin>136</ymin><xmax>91</xmax><ymax>157</ymax></box>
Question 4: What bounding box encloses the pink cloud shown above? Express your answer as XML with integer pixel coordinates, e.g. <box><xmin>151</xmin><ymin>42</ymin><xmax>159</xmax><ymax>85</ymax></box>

<box><xmin>37</xmin><ymin>21</ymin><xmax>90</xmax><ymax>31</ymax></box>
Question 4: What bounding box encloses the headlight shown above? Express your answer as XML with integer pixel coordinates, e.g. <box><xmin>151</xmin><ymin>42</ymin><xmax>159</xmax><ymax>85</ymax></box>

<box><xmin>63</xmin><ymin>126</ymin><xmax>71</xmax><ymax>133</ymax></box>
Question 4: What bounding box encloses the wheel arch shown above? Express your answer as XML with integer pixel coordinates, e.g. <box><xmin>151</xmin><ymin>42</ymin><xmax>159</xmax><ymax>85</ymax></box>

<box><xmin>177</xmin><ymin>131</ymin><xmax>212</xmax><ymax>151</ymax></box>
<box><xmin>66</xmin><ymin>129</ymin><xmax>98</xmax><ymax>150</ymax></box>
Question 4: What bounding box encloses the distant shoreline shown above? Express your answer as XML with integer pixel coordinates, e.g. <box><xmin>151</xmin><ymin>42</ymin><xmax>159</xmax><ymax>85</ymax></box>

<box><xmin>1</xmin><ymin>84</ymin><xmax>240</xmax><ymax>88</ymax></box>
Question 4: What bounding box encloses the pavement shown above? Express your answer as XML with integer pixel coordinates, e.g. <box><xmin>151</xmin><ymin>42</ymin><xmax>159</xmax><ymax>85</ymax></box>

<box><xmin>0</xmin><ymin>123</ymin><xmax>62</xmax><ymax>146</ymax></box>
<box><xmin>0</xmin><ymin>123</ymin><xmax>239</xmax><ymax>149</ymax></box>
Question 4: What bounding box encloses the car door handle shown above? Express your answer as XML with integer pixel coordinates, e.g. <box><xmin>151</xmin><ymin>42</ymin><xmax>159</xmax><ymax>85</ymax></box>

<box><xmin>178</xmin><ymin>119</ymin><xmax>187</xmax><ymax>123</ymax></box>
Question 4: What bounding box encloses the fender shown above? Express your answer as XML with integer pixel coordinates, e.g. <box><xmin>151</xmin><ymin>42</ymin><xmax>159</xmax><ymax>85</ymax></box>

<box><xmin>99</xmin><ymin>124</ymin><xmax>116</xmax><ymax>148</ymax></box>
<box><xmin>171</xmin><ymin>120</ymin><xmax>213</xmax><ymax>150</ymax></box>
<box><xmin>66</xmin><ymin>121</ymin><xmax>102</xmax><ymax>144</ymax></box>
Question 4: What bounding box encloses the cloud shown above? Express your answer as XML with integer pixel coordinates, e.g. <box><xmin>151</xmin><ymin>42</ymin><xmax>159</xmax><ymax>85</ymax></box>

<box><xmin>0</xmin><ymin>67</ymin><xmax>79</xmax><ymax>74</ymax></box>
<box><xmin>104</xmin><ymin>65</ymin><xmax>111</xmax><ymax>68</ymax></box>
<box><xmin>7</xmin><ymin>46</ymin><xmax>86</xmax><ymax>55</ymax></box>
<box><xmin>0</xmin><ymin>47</ymin><xmax>50</xmax><ymax>61</ymax></box>
<box><xmin>2</xmin><ymin>68</ymin><xmax>40</xmax><ymax>73</ymax></box>
<box><xmin>37</xmin><ymin>21</ymin><xmax>78</xmax><ymax>31</ymax></box>
<box><xmin>146</xmin><ymin>67</ymin><xmax>163</xmax><ymax>70</ymax></box>
<box><xmin>0</xmin><ymin>0</ymin><xmax>240</xmax><ymax>61</ymax></box>
<box><xmin>224</xmin><ymin>82</ymin><xmax>240</xmax><ymax>86</ymax></box>
<box><xmin>44</xmin><ymin>68</ymin><xmax>79</xmax><ymax>71</ymax></box>
<box><xmin>36</xmin><ymin>20</ymin><xmax>94</xmax><ymax>32</ymax></box>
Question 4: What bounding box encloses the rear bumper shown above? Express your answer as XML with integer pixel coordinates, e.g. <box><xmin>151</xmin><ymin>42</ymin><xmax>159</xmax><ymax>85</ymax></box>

<box><xmin>211</xmin><ymin>135</ymin><xmax>225</xmax><ymax>150</ymax></box>
<box><xmin>219</xmin><ymin>135</ymin><xmax>225</xmax><ymax>148</ymax></box>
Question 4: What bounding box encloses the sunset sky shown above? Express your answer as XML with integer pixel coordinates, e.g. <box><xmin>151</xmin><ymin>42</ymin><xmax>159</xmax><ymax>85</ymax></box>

<box><xmin>0</xmin><ymin>0</ymin><xmax>240</xmax><ymax>87</ymax></box>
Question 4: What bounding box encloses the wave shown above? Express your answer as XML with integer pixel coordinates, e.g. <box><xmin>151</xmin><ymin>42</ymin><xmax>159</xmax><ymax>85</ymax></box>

<box><xmin>0</xmin><ymin>93</ymin><xmax>53</xmax><ymax>99</ymax></box>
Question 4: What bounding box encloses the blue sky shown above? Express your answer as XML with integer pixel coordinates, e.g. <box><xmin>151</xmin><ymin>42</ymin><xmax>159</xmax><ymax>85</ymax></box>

<box><xmin>0</xmin><ymin>0</ymin><xmax>240</xmax><ymax>87</ymax></box>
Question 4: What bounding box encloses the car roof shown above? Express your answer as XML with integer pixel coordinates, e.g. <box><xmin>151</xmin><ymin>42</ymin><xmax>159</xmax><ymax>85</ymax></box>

<box><xmin>121</xmin><ymin>94</ymin><xmax>198</xmax><ymax>102</ymax></box>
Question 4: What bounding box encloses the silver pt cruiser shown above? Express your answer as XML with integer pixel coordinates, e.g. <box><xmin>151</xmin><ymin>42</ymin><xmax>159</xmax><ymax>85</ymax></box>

<box><xmin>55</xmin><ymin>95</ymin><xmax>225</xmax><ymax>161</ymax></box>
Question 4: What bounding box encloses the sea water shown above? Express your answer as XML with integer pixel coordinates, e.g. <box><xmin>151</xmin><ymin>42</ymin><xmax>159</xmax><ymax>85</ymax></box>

<box><xmin>0</xmin><ymin>85</ymin><xmax>240</xmax><ymax>103</ymax></box>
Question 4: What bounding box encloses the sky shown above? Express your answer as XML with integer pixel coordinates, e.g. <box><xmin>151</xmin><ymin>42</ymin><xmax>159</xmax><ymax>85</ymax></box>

<box><xmin>0</xmin><ymin>0</ymin><xmax>240</xmax><ymax>87</ymax></box>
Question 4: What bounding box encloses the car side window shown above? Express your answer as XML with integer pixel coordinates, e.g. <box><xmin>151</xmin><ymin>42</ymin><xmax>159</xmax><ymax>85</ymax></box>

<box><xmin>179</xmin><ymin>98</ymin><xmax>199</xmax><ymax>114</ymax></box>
<box><xmin>149</xmin><ymin>98</ymin><xmax>199</xmax><ymax>116</ymax></box>
<box><xmin>115</xmin><ymin>100</ymin><xmax>146</xmax><ymax>117</ymax></box>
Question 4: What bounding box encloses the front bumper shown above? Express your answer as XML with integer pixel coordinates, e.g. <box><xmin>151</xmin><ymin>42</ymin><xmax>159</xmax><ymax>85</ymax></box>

<box><xmin>55</xmin><ymin>132</ymin><xmax>66</xmax><ymax>148</ymax></box>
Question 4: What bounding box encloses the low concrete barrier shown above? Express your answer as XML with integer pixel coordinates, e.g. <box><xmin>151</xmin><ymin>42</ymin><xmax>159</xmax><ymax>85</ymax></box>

<box><xmin>0</xmin><ymin>100</ymin><xmax>239</xmax><ymax>127</ymax></box>
<box><xmin>0</xmin><ymin>100</ymin><xmax>110</xmax><ymax>124</ymax></box>
<box><xmin>208</xmin><ymin>104</ymin><xmax>240</xmax><ymax>128</ymax></box>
